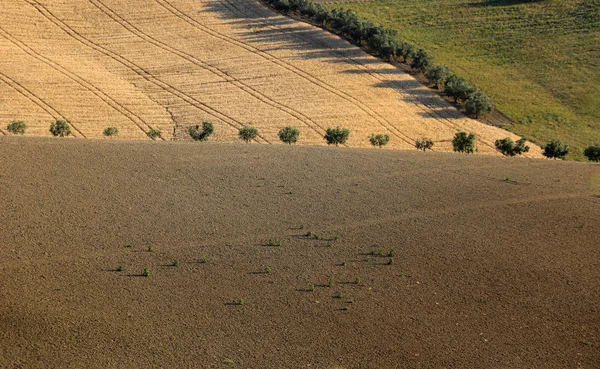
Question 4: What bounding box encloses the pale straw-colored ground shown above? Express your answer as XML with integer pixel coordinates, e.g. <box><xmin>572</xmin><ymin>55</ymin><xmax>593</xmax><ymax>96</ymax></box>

<box><xmin>0</xmin><ymin>0</ymin><xmax>541</xmax><ymax>156</ymax></box>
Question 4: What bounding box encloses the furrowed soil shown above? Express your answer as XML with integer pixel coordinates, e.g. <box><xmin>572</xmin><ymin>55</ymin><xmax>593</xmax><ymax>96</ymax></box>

<box><xmin>1</xmin><ymin>137</ymin><xmax>598</xmax><ymax>368</ymax></box>
<box><xmin>0</xmin><ymin>0</ymin><xmax>540</xmax><ymax>156</ymax></box>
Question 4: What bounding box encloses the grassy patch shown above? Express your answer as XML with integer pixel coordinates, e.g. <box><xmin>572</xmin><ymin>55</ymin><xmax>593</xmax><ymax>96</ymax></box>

<box><xmin>330</xmin><ymin>0</ymin><xmax>600</xmax><ymax>159</ymax></box>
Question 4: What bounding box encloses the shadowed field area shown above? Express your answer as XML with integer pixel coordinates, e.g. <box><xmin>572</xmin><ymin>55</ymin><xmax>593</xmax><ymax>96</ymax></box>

<box><xmin>0</xmin><ymin>137</ymin><xmax>598</xmax><ymax>368</ymax></box>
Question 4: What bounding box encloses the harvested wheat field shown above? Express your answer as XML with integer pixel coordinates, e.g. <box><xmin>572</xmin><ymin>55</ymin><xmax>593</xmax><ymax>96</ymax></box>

<box><xmin>0</xmin><ymin>137</ymin><xmax>598</xmax><ymax>368</ymax></box>
<box><xmin>0</xmin><ymin>0</ymin><xmax>541</xmax><ymax>155</ymax></box>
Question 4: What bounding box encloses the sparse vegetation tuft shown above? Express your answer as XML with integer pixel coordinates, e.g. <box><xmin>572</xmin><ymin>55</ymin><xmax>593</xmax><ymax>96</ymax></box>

<box><xmin>189</xmin><ymin>121</ymin><xmax>214</xmax><ymax>141</ymax></box>
<box><xmin>325</xmin><ymin>127</ymin><xmax>350</xmax><ymax>146</ymax></box>
<box><xmin>7</xmin><ymin>120</ymin><xmax>27</xmax><ymax>135</ymax></box>
<box><xmin>146</xmin><ymin>128</ymin><xmax>162</xmax><ymax>140</ymax></box>
<box><xmin>267</xmin><ymin>239</ymin><xmax>282</xmax><ymax>247</ymax></box>
<box><xmin>103</xmin><ymin>127</ymin><xmax>119</xmax><ymax>137</ymax></box>
<box><xmin>238</xmin><ymin>126</ymin><xmax>259</xmax><ymax>143</ymax></box>
<box><xmin>278</xmin><ymin>126</ymin><xmax>300</xmax><ymax>144</ymax></box>
<box><xmin>143</xmin><ymin>267</ymin><xmax>150</xmax><ymax>277</ymax></box>
<box><xmin>49</xmin><ymin>120</ymin><xmax>72</xmax><ymax>137</ymax></box>
<box><xmin>452</xmin><ymin>132</ymin><xmax>476</xmax><ymax>154</ymax></box>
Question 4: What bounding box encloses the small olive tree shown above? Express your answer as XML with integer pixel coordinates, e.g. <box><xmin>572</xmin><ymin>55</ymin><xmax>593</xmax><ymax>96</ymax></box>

<box><xmin>583</xmin><ymin>144</ymin><xmax>600</xmax><ymax>162</ymax></box>
<box><xmin>452</xmin><ymin>132</ymin><xmax>476</xmax><ymax>154</ymax></box>
<box><xmin>369</xmin><ymin>133</ymin><xmax>390</xmax><ymax>148</ymax></box>
<box><xmin>427</xmin><ymin>66</ymin><xmax>454</xmax><ymax>89</ymax></box>
<box><xmin>238</xmin><ymin>126</ymin><xmax>258</xmax><ymax>143</ymax></box>
<box><xmin>103</xmin><ymin>127</ymin><xmax>119</xmax><ymax>137</ymax></box>
<box><xmin>411</xmin><ymin>49</ymin><xmax>434</xmax><ymax>72</ymax></box>
<box><xmin>49</xmin><ymin>120</ymin><xmax>72</xmax><ymax>137</ymax></box>
<box><xmin>146</xmin><ymin>128</ymin><xmax>162</xmax><ymax>140</ymax></box>
<box><xmin>189</xmin><ymin>121</ymin><xmax>214</xmax><ymax>141</ymax></box>
<box><xmin>7</xmin><ymin>120</ymin><xmax>27</xmax><ymax>135</ymax></box>
<box><xmin>494</xmin><ymin>137</ymin><xmax>530</xmax><ymax>156</ymax></box>
<box><xmin>325</xmin><ymin>127</ymin><xmax>350</xmax><ymax>146</ymax></box>
<box><xmin>278</xmin><ymin>126</ymin><xmax>300</xmax><ymax>144</ymax></box>
<box><xmin>542</xmin><ymin>139</ymin><xmax>569</xmax><ymax>159</ymax></box>
<box><xmin>415</xmin><ymin>137</ymin><xmax>434</xmax><ymax>151</ymax></box>
<box><xmin>465</xmin><ymin>91</ymin><xmax>494</xmax><ymax>118</ymax></box>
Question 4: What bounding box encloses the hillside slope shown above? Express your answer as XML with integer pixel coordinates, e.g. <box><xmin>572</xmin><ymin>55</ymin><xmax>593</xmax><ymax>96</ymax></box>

<box><xmin>0</xmin><ymin>137</ymin><xmax>598</xmax><ymax>368</ymax></box>
<box><xmin>0</xmin><ymin>0</ymin><xmax>539</xmax><ymax>155</ymax></box>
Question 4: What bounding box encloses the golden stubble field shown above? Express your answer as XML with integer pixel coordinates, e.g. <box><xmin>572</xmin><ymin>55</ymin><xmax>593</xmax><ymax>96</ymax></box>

<box><xmin>0</xmin><ymin>0</ymin><xmax>541</xmax><ymax>155</ymax></box>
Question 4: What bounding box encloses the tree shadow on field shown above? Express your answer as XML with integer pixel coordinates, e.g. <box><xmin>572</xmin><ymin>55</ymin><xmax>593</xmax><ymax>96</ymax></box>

<box><xmin>200</xmin><ymin>0</ymin><xmax>468</xmax><ymax>121</ymax></box>
<box><xmin>465</xmin><ymin>0</ymin><xmax>543</xmax><ymax>8</ymax></box>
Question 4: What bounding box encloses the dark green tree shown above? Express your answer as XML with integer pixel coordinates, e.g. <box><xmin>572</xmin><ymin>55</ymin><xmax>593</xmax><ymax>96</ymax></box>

<box><xmin>411</xmin><ymin>49</ymin><xmax>434</xmax><ymax>72</ymax></box>
<box><xmin>49</xmin><ymin>120</ymin><xmax>72</xmax><ymax>137</ymax></box>
<box><xmin>278</xmin><ymin>126</ymin><xmax>300</xmax><ymax>144</ymax></box>
<box><xmin>494</xmin><ymin>137</ymin><xmax>530</xmax><ymax>156</ymax></box>
<box><xmin>238</xmin><ymin>126</ymin><xmax>259</xmax><ymax>143</ymax></box>
<box><xmin>452</xmin><ymin>132</ymin><xmax>476</xmax><ymax>154</ymax></box>
<box><xmin>369</xmin><ymin>133</ymin><xmax>390</xmax><ymax>148</ymax></box>
<box><xmin>445</xmin><ymin>76</ymin><xmax>475</xmax><ymax>102</ymax></box>
<box><xmin>189</xmin><ymin>121</ymin><xmax>214</xmax><ymax>141</ymax></box>
<box><xmin>465</xmin><ymin>91</ymin><xmax>494</xmax><ymax>118</ymax></box>
<box><xmin>584</xmin><ymin>144</ymin><xmax>600</xmax><ymax>162</ymax></box>
<box><xmin>325</xmin><ymin>127</ymin><xmax>350</xmax><ymax>146</ymax></box>
<box><xmin>542</xmin><ymin>139</ymin><xmax>569</xmax><ymax>159</ymax></box>
<box><xmin>427</xmin><ymin>66</ymin><xmax>454</xmax><ymax>89</ymax></box>
<box><xmin>415</xmin><ymin>137</ymin><xmax>434</xmax><ymax>151</ymax></box>
<box><xmin>7</xmin><ymin>120</ymin><xmax>27</xmax><ymax>135</ymax></box>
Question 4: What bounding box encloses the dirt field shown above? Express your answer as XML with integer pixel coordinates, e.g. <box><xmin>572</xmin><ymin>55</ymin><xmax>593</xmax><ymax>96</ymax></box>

<box><xmin>0</xmin><ymin>137</ymin><xmax>597</xmax><ymax>368</ymax></box>
<box><xmin>0</xmin><ymin>0</ymin><xmax>540</xmax><ymax>156</ymax></box>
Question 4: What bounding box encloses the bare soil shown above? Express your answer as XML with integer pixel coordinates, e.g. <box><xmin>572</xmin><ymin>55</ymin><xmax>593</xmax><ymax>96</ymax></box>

<box><xmin>0</xmin><ymin>137</ymin><xmax>598</xmax><ymax>368</ymax></box>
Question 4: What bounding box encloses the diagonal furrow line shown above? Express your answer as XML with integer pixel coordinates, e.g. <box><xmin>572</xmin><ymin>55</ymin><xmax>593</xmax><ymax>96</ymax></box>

<box><xmin>88</xmin><ymin>0</ymin><xmax>326</xmax><ymax>139</ymax></box>
<box><xmin>0</xmin><ymin>71</ymin><xmax>68</xmax><ymax>123</ymax></box>
<box><xmin>225</xmin><ymin>0</ymin><xmax>502</xmax><ymax>152</ymax></box>
<box><xmin>154</xmin><ymin>0</ymin><xmax>414</xmax><ymax>146</ymax></box>
<box><xmin>219</xmin><ymin>0</ymin><xmax>417</xmax><ymax>145</ymax></box>
<box><xmin>24</xmin><ymin>0</ymin><xmax>269</xmax><ymax>144</ymax></box>
<box><xmin>0</xmin><ymin>56</ymin><xmax>85</xmax><ymax>137</ymax></box>
<box><xmin>0</xmin><ymin>24</ymin><xmax>153</xmax><ymax>139</ymax></box>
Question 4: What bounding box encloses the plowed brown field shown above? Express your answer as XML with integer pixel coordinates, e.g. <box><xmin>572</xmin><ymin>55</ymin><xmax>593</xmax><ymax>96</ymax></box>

<box><xmin>0</xmin><ymin>0</ymin><xmax>540</xmax><ymax>155</ymax></box>
<box><xmin>0</xmin><ymin>137</ymin><xmax>598</xmax><ymax>368</ymax></box>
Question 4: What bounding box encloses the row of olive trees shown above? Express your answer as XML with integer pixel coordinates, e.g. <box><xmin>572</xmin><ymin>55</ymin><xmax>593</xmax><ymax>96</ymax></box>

<box><xmin>264</xmin><ymin>0</ymin><xmax>493</xmax><ymax>118</ymax></box>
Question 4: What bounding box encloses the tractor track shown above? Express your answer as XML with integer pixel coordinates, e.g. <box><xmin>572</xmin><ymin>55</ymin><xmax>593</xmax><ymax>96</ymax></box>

<box><xmin>153</xmin><ymin>0</ymin><xmax>414</xmax><ymax>146</ymax></box>
<box><xmin>24</xmin><ymin>0</ymin><xmax>269</xmax><ymax>143</ymax></box>
<box><xmin>88</xmin><ymin>0</ymin><xmax>327</xmax><ymax>139</ymax></box>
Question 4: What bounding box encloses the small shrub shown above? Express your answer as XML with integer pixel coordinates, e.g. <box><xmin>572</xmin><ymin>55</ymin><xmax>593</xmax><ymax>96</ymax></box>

<box><xmin>494</xmin><ymin>137</ymin><xmax>530</xmax><ymax>156</ymax></box>
<box><xmin>238</xmin><ymin>126</ymin><xmax>258</xmax><ymax>143</ymax></box>
<box><xmin>173</xmin><ymin>260</ymin><xmax>180</xmax><ymax>267</ymax></box>
<box><xmin>265</xmin><ymin>266</ymin><xmax>272</xmax><ymax>274</ymax></box>
<box><xmin>7</xmin><ymin>120</ymin><xmax>27</xmax><ymax>134</ymax></box>
<box><xmin>189</xmin><ymin>121</ymin><xmax>214</xmax><ymax>141</ymax></box>
<box><xmin>583</xmin><ymin>144</ymin><xmax>600</xmax><ymax>162</ymax></box>
<box><xmin>309</xmin><ymin>284</ymin><xmax>315</xmax><ymax>292</ymax></box>
<box><xmin>452</xmin><ymin>132</ymin><xmax>476</xmax><ymax>154</ymax></box>
<box><xmin>328</xmin><ymin>279</ymin><xmax>334</xmax><ymax>287</ymax></box>
<box><xmin>389</xmin><ymin>250</ymin><xmax>396</xmax><ymax>257</ymax></box>
<box><xmin>147</xmin><ymin>128</ymin><xmax>162</xmax><ymax>140</ymax></box>
<box><xmin>341</xmin><ymin>261</ymin><xmax>347</xmax><ymax>267</ymax></box>
<box><xmin>542</xmin><ymin>139</ymin><xmax>569</xmax><ymax>159</ymax></box>
<box><xmin>335</xmin><ymin>293</ymin><xmax>344</xmax><ymax>299</ymax></box>
<box><xmin>324</xmin><ymin>126</ymin><xmax>350</xmax><ymax>146</ymax></box>
<box><xmin>143</xmin><ymin>267</ymin><xmax>150</xmax><ymax>277</ymax></box>
<box><xmin>369</xmin><ymin>133</ymin><xmax>390</xmax><ymax>148</ymax></box>
<box><xmin>103</xmin><ymin>127</ymin><xmax>119</xmax><ymax>137</ymax></box>
<box><xmin>387</xmin><ymin>258</ymin><xmax>394</xmax><ymax>265</ymax></box>
<box><xmin>49</xmin><ymin>120</ymin><xmax>72</xmax><ymax>137</ymax></box>
<box><xmin>125</xmin><ymin>244</ymin><xmax>132</xmax><ymax>248</ymax></box>
<box><xmin>355</xmin><ymin>276</ymin><xmax>361</xmax><ymax>285</ymax></box>
<box><xmin>116</xmin><ymin>265</ymin><xmax>124</xmax><ymax>272</ymax></box>
<box><xmin>415</xmin><ymin>137</ymin><xmax>434</xmax><ymax>151</ymax></box>
<box><xmin>278</xmin><ymin>126</ymin><xmax>300</xmax><ymax>144</ymax></box>
<box><xmin>200</xmin><ymin>257</ymin><xmax>208</xmax><ymax>264</ymax></box>
<box><xmin>237</xmin><ymin>298</ymin><xmax>244</xmax><ymax>305</ymax></box>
